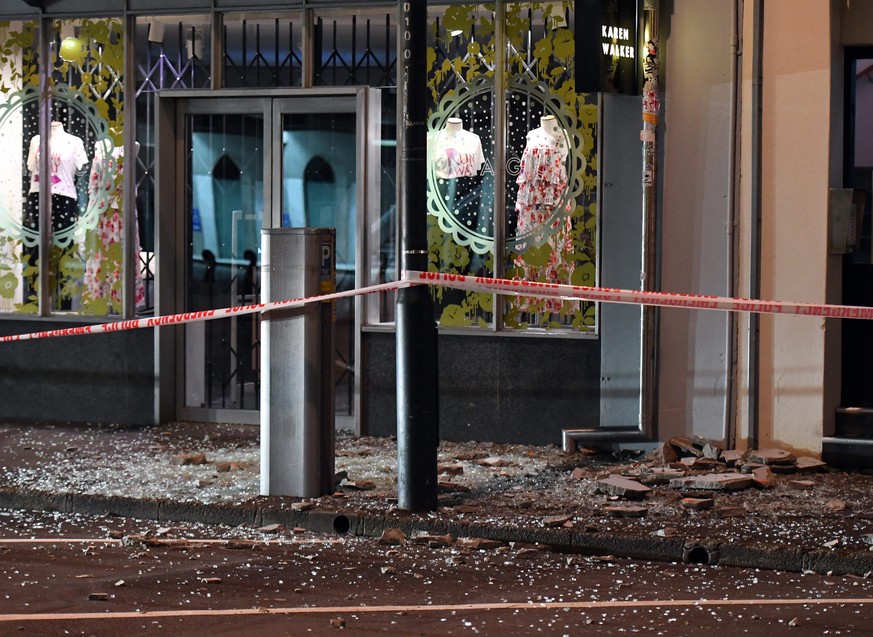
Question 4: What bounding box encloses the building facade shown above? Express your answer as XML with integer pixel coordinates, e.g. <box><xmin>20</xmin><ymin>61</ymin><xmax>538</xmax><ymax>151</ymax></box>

<box><xmin>0</xmin><ymin>0</ymin><xmax>868</xmax><ymax>462</ymax></box>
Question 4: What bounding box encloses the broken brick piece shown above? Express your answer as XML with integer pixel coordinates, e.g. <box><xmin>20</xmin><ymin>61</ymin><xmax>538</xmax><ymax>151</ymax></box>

<box><xmin>596</xmin><ymin>476</ymin><xmax>652</xmax><ymax>499</ymax></box>
<box><xmin>455</xmin><ymin>537</ymin><xmax>504</xmax><ymax>550</ymax></box>
<box><xmin>605</xmin><ymin>505</ymin><xmax>648</xmax><ymax>518</ymax></box>
<box><xmin>681</xmin><ymin>497</ymin><xmax>714</xmax><ymax>511</ymax></box>
<box><xmin>795</xmin><ymin>456</ymin><xmax>827</xmax><ymax>472</ymax></box>
<box><xmin>748</xmin><ymin>448</ymin><xmax>795</xmax><ymax>465</ymax></box>
<box><xmin>752</xmin><ymin>466</ymin><xmax>775</xmax><ymax>488</ymax></box>
<box><xmin>669</xmin><ymin>473</ymin><xmax>754</xmax><ymax>491</ymax></box>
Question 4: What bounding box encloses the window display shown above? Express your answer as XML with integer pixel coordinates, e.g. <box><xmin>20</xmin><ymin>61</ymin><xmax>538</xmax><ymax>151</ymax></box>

<box><xmin>425</xmin><ymin>3</ymin><xmax>597</xmax><ymax>332</ymax></box>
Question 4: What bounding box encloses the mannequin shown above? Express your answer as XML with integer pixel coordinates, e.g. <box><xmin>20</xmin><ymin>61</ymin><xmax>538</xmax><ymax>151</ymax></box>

<box><xmin>513</xmin><ymin>114</ymin><xmax>575</xmax><ymax>314</ymax></box>
<box><xmin>24</xmin><ymin>121</ymin><xmax>88</xmax><ymax>232</ymax></box>
<box><xmin>22</xmin><ymin>121</ymin><xmax>89</xmax><ymax>307</ymax></box>
<box><xmin>432</xmin><ymin>117</ymin><xmax>485</xmax><ymax>179</ymax></box>
<box><xmin>83</xmin><ymin>140</ymin><xmax>145</xmax><ymax>310</ymax></box>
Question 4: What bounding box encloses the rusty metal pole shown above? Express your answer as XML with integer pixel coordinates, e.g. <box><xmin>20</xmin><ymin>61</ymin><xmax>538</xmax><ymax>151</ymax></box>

<box><xmin>640</xmin><ymin>0</ymin><xmax>660</xmax><ymax>437</ymax></box>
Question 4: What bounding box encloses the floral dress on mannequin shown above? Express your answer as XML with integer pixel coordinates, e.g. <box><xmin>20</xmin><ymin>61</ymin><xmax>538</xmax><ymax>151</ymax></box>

<box><xmin>513</xmin><ymin>118</ymin><xmax>575</xmax><ymax>314</ymax></box>
<box><xmin>83</xmin><ymin>142</ymin><xmax>145</xmax><ymax>311</ymax></box>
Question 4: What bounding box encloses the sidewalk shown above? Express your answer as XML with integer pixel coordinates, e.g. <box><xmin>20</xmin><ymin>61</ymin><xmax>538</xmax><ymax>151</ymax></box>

<box><xmin>1</xmin><ymin>420</ymin><xmax>872</xmax><ymax>577</ymax></box>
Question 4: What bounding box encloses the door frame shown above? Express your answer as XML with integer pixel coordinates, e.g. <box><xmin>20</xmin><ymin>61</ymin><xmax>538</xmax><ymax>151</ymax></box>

<box><xmin>154</xmin><ymin>87</ymin><xmax>377</xmax><ymax>430</ymax></box>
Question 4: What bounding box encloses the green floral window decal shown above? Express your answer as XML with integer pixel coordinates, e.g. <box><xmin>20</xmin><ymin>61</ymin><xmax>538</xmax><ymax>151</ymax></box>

<box><xmin>426</xmin><ymin>3</ymin><xmax>597</xmax><ymax>331</ymax></box>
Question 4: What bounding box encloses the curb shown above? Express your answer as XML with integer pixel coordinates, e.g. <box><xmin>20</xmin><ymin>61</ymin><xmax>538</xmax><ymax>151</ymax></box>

<box><xmin>1</xmin><ymin>487</ymin><xmax>871</xmax><ymax>577</ymax></box>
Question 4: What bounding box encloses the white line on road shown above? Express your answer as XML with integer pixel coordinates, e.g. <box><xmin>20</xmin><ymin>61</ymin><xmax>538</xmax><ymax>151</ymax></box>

<box><xmin>1</xmin><ymin>597</ymin><xmax>871</xmax><ymax>623</ymax></box>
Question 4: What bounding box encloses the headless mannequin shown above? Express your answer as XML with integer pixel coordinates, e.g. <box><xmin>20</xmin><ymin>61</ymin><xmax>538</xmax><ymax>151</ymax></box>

<box><xmin>22</xmin><ymin>121</ymin><xmax>88</xmax><ymax>307</ymax></box>
<box><xmin>433</xmin><ymin>117</ymin><xmax>484</xmax><ymax>179</ymax></box>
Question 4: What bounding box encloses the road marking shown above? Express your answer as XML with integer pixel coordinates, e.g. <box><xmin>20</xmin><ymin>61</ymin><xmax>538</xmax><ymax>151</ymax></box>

<box><xmin>0</xmin><ymin>538</ymin><xmax>340</xmax><ymax>545</ymax></box>
<box><xmin>1</xmin><ymin>597</ymin><xmax>872</xmax><ymax>623</ymax></box>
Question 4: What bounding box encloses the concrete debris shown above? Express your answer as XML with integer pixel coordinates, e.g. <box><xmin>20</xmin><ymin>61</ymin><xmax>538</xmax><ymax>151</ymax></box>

<box><xmin>380</xmin><ymin>565</ymin><xmax>397</xmax><ymax>575</ymax></box>
<box><xmin>174</xmin><ymin>452</ymin><xmax>207</xmax><ymax>466</ymax></box>
<box><xmin>823</xmin><ymin>539</ymin><xmax>840</xmax><ymax>548</ymax></box>
<box><xmin>752</xmin><ymin>466</ymin><xmax>775</xmax><ymax>488</ymax></box>
<box><xmin>825</xmin><ymin>499</ymin><xmax>848</xmax><ymax>512</ymax></box>
<box><xmin>713</xmin><ymin>507</ymin><xmax>746</xmax><ymax>518</ymax></box>
<box><xmin>748</xmin><ymin>448</ymin><xmax>795</xmax><ymax>465</ymax></box>
<box><xmin>679</xmin><ymin>457</ymin><xmax>722</xmax><ymax>469</ymax></box>
<box><xmin>654</xmin><ymin>527</ymin><xmax>677</xmax><ymax>537</ymax></box>
<box><xmin>680</xmin><ymin>497</ymin><xmax>714</xmax><ymax>511</ymax></box>
<box><xmin>596</xmin><ymin>476</ymin><xmax>652</xmax><ymax>499</ymax></box>
<box><xmin>542</xmin><ymin>515</ymin><xmax>572</xmax><ymax>527</ymax></box>
<box><xmin>669</xmin><ymin>473</ymin><xmax>754</xmax><ymax>491</ymax></box>
<box><xmin>438</xmin><ymin>464</ymin><xmax>464</xmax><ymax>476</ymax></box>
<box><xmin>342</xmin><ymin>480</ymin><xmax>376</xmax><ymax>490</ymax></box>
<box><xmin>477</xmin><ymin>457</ymin><xmax>511</xmax><ymax>468</ymax></box>
<box><xmin>455</xmin><ymin>537</ymin><xmax>504</xmax><ymax>550</ymax></box>
<box><xmin>624</xmin><ymin>467</ymin><xmax>685</xmax><ymax>485</ymax></box>
<box><xmin>789</xmin><ymin>480</ymin><xmax>815</xmax><ymax>490</ymax></box>
<box><xmin>721</xmin><ymin>449</ymin><xmax>745</xmax><ymax>466</ymax></box>
<box><xmin>861</xmin><ymin>534</ymin><xmax>873</xmax><ymax>545</ymax></box>
<box><xmin>570</xmin><ymin>467</ymin><xmax>587</xmax><ymax>480</ymax></box>
<box><xmin>438</xmin><ymin>480</ymin><xmax>471</xmax><ymax>493</ymax></box>
<box><xmin>411</xmin><ymin>532</ymin><xmax>452</xmax><ymax>547</ymax></box>
<box><xmin>605</xmin><ymin>505</ymin><xmax>648</xmax><ymax>518</ymax></box>
<box><xmin>257</xmin><ymin>523</ymin><xmax>283</xmax><ymax>534</ymax></box>
<box><xmin>795</xmin><ymin>456</ymin><xmax>827</xmax><ymax>472</ymax></box>
<box><xmin>378</xmin><ymin>528</ymin><xmax>407</xmax><ymax>545</ymax></box>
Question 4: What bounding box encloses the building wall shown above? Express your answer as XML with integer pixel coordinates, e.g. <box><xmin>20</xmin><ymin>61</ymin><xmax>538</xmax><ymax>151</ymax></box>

<box><xmin>363</xmin><ymin>331</ymin><xmax>601</xmax><ymax>446</ymax></box>
<box><xmin>0</xmin><ymin>322</ymin><xmax>154</xmax><ymax>425</ymax></box>
<box><xmin>658</xmin><ymin>0</ymin><xmax>735</xmax><ymax>444</ymax></box>
<box><xmin>735</xmin><ymin>0</ymin><xmax>837</xmax><ymax>454</ymax></box>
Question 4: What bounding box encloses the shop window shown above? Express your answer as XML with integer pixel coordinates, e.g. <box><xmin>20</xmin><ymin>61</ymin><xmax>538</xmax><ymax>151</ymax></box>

<box><xmin>0</xmin><ymin>18</ymin><xmax>136</xmax><ymax>316</ymax></box>
<box><xmin>423</xmin><ymin>3</ymin><xmax>597</xmax><ymax>333</ymax></box>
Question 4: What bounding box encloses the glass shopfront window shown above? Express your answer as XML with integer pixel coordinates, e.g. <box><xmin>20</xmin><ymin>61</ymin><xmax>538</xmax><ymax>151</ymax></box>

<box><xmin>0</xmin><ymin>18</ymin><xmax>128</xmax><ymax>316</ymax></box>
<box><xmin>424</xmin><ymin>2</ymin><xmax>598</xmax><ymax>333</ymax></box>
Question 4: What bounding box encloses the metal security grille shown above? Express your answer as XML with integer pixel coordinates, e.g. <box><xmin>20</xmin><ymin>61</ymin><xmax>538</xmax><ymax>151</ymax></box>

<box><xmin>135</xmin><ymin>17</ymin><xmax>212</xmax><ymax>314</ymax></box>
<box><xmin>223</xmin><ymin>17</ymin><xmax>303</xmax><ymax>88</ymax></box>
<box><xmin>314</xmin><ymin>14</ymin><xmax>396</xmax><ymax>87</ymax></box>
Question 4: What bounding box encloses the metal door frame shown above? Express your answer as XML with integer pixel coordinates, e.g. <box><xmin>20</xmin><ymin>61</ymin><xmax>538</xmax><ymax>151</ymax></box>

<box><xmin>155</xmin><ymin>87</ymin><xmax>375</xmax><ymax>429</ymax></box>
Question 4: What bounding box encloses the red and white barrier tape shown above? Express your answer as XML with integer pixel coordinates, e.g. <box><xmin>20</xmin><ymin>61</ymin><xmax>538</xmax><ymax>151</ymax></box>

<box><xmin>405</xmin><ymin>270</ymin><xmax>873</xmax><ymax>320</ymax></box>
<box><xmin>4</xmin><ymin>269</ymin><xmax>873</xmax><ymax>344</ymax></box>
<box><xmin>0</xmin><ymin>280</ymin><xmax>409</xmax><ymax>343</ymax></box>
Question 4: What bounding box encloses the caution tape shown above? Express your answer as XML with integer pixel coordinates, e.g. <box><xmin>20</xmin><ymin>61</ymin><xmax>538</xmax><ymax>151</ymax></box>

<box><xmin>404</xmin><ymin>270</ymin><xmax>873</xmax><ymax>320</ymax></box>
<box><xmin>0</xmin><ymin>280</ymin><xmax>409</xmax><ymax>343</ymax></box>
<box><xmin>4</xmin><ymin>269</ymin><xmax>873</xmax><ymax>344</ymax></box>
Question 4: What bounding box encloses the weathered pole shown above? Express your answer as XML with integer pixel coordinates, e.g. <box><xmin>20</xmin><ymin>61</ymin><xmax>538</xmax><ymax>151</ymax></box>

<box><xmin>396</xmin><ymin>0</ymin><xmax>439</xmax><ymax>511</ymax></box>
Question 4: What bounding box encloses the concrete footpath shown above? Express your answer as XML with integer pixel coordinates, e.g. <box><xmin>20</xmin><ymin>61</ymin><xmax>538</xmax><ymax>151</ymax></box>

<box><xmin>1</xmin><ymin>420</ymin><xmax>872</xmax><ymax>577</ymax></box>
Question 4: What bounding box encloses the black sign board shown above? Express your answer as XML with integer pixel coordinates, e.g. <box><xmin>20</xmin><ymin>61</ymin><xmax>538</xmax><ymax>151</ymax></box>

<box><xmin>576</xmin><ymin>0</ymin><xmax>641</xmax><ymax>95</ymax></box>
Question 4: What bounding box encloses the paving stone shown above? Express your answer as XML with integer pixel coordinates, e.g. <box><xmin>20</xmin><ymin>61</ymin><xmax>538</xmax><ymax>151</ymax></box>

<box><xmin>596</xmin><ymin>476</ymin><xmax>652</xmax><ymax>499</ymax></box>
<box><xmin>669</xmin><ymin>473</ymin><xmax>754</xmax><ymax>491</ymax></box>
<box><xmin>721</xmin><ymin>449</ymin><xmax>745</xmax><ymax>466</ymax></box>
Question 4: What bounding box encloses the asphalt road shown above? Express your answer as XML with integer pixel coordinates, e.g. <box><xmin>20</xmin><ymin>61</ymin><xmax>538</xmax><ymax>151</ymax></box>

<box><xmin>0</xmin><ymin>508</ymin><xmax>870</xmax><ymax>636</ymax></box>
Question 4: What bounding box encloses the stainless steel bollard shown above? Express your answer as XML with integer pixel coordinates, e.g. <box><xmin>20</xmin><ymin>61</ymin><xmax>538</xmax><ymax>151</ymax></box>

<box><xmin>260</xmin><ymin>228</ymin><xmax>336</xmax><ymax>497</ymax></box>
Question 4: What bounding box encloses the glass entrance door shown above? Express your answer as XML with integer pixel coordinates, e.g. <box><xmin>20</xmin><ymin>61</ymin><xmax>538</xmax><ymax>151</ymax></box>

<box><xmin>174</xmin><ymin>91</ymin><xmax>365</xmax><ymax>425</ymax></box>
<box><xmin>274</xmin><ymin>98</ymin><xmax>358</xmax><ymax>422</ymax></box>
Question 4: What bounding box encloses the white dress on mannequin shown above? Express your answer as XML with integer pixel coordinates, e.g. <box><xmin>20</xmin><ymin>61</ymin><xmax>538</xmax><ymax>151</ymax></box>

<box><xmin>513</xmin><ymin>115</ymin><xmax>576</xmax><ymax>314</ymax></box>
